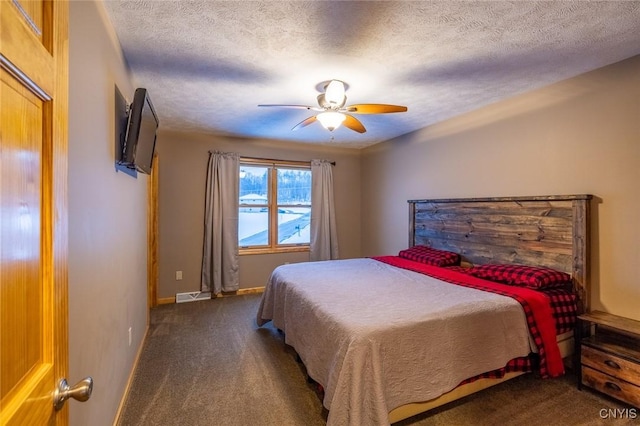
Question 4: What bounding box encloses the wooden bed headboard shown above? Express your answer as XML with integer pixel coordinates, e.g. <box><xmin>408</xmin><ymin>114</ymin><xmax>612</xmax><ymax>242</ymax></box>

<box><xmin>408</xmin><ymin>195</ymin><xmax>592</xmax><ymax>313</ymax></box>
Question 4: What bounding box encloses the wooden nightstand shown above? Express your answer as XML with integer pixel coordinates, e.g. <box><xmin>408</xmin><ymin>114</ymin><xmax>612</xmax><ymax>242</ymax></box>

<box><xmin>576</xmin><ymin>311</ymin><xmax>640</xmax><ymax>408</ymax></box>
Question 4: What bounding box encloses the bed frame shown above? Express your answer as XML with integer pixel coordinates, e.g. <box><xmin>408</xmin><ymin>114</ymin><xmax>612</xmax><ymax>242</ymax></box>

<box><xmin>390</xmin><ymin>194</ymin><xmax>592</xmax><ymax>423</ymax></box>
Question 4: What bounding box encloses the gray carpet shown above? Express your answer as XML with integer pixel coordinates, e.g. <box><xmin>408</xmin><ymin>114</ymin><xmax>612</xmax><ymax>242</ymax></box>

<box><xmin>117</xmin><ymin>294</ymin><xmax>636</xmax><ymax>426</ymax></box>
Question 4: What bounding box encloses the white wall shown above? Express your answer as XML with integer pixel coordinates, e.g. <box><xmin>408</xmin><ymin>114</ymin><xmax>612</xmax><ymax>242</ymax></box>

<box><xmin>362</xmin><ymin>55</ymin><xmax>640</xmax><ymax>321</ymax></box>
<box><xmin>68</xmin><ymin>2</ymin><xmax>148</xmax><ymax>424</ymax></box>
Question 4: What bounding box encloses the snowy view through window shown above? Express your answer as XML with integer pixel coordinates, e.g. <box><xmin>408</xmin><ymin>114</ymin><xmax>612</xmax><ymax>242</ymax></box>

<box><xmin>239</xmin><ymin>165</ymin><xmax>311</xmax><ymax>247</ymax></box>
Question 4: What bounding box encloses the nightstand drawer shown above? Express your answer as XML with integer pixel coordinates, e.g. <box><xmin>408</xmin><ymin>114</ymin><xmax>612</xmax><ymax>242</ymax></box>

<box><xmin>582</xmin><ymin>366</ymin><xmax>640</xmax><ymax>408</ymax></box>
<box><xmin>582</xmin><ymin>345</ymin><xmax>640</xmax><ymax>387</ymax></box>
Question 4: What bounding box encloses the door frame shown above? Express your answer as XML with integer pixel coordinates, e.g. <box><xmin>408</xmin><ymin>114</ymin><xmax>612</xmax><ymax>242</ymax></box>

<box><xmin>147</xmin><ymin>153</ymin><xmax>158</xmax><ymax>308</ymax></box>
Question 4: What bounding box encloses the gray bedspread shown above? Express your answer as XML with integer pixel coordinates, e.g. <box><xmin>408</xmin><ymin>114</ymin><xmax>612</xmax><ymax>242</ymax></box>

<box><xmin>257</xmin><ymin>258</ymin><xmax>534</xmax><ymax>426</ymax></box>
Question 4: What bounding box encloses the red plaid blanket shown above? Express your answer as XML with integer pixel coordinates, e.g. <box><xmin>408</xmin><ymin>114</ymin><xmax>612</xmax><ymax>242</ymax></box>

<box><xmin>372</xmin><ymin>256</ymin><xmax>565</xmax><ymax>378</ymax></box>
<box><xmin>546</xmin><ymin>288</ymin><xmax>578</xmax><ymax>335</ymax></box>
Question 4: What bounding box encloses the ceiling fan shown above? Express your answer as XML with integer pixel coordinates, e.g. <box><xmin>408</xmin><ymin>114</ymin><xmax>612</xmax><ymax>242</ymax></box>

<box><xmin>258</xmin><ymin>80</ymin><xmax>407</xmax><ymax>133</ymax></box>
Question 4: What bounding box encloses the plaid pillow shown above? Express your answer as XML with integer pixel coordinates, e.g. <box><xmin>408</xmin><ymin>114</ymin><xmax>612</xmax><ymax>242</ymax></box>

<box><xmin>398</xmin><ymin>245</ymin><xmax>460</xmax><ymax>267</ymax></box>
<box><xmin>468</xmin><ymin>264</ymin><xmax>571</xmax><ymax>289</ymax></box>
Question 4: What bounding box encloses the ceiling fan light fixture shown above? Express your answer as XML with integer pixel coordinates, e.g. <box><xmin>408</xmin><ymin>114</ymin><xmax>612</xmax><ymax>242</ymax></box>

<box><xmin>317</xmin><ymin>111</ymin><xmax>346</xmax><ymax>131</ymax></box>
<box><xmin>259</xmin><ymin>79</ymin><xmax>406</xmax><ymax>135</ymax></box>
<box><xmin>324</xmin><ymin>80</ymin><xmax>346</xmax><ymax>106</ymax></box>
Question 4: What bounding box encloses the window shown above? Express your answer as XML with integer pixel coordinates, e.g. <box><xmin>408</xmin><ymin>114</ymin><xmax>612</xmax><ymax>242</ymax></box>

<box><xmin>239</xmin><ymin>159</ymin><xmax>311</xmax><ymax>253</ymax></box>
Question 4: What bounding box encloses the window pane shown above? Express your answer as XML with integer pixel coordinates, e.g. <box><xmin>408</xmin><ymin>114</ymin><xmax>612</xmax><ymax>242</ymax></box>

<box><xmin>277</xmin><ymin>207</ymin><xmax>310</xmax><ymax>244</ymax></box>
<box><xmin>277</xmin><ymin>168</ymin><xmax>311</xmax><ymax>205</ymax></box>
<box><xmin>239</xmin><ymin>207</ymin><xmax>268</xmax><ymax>246</ymax></box>
<box><xmin>239</xmin><ymin>166</ymin><xmax>268</xmax><ymax>205</ymax></box>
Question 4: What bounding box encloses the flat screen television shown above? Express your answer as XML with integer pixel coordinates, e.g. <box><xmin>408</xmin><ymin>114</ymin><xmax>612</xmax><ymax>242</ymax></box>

<box><xmin>118</xmin><ymin>88</ymin><xmax>158</xmax><ymax>175</ymax></box>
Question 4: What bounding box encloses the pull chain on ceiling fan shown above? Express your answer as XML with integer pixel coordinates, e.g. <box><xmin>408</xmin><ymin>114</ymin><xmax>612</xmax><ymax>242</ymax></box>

<box><xmin>258</xmin><ymin>80</ymin><xmax>407</xmax><ymax>133</ymax></box>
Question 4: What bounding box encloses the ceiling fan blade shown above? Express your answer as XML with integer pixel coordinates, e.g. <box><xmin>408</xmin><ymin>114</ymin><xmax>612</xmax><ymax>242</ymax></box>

<box><xmin>292</xmin><ymin>115</ymin><xmax>317</xmax><ymax>131</ymax></box>
<box><xmin>258</xmin><ymin>104</ymin><xmax>321</xmax><ymax>111</ymax></box>
<box><xmin>342</xmin><ymin>114</ymin><xmax>366</xmax><ymax>133</ymax></box>
<box><xmin>344</xmin><ymin>104</ymin><xmax>408</xmax><ymax>114</ymax></box>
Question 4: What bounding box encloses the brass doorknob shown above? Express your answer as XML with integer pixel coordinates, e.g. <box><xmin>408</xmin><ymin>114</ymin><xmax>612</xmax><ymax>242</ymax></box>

<box><xmin>53</xmin><ymin>377</ymin><xmax>93</xmax><ymax>410</ymax></box>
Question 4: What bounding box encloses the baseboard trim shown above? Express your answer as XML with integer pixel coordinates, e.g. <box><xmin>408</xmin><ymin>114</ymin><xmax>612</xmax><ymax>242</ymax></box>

<box><xmin>112</xmin><ymin>324</ymin><xmax>149</xmax><ymax>426</ymax></box>
<box><xmin>220</xmin><ymin>286</ymin><xmax>264</xmax><ymax>297</ymax></box>
<box><xmin>157</xmin><ymin>296</ymin><xmax>175</xmax><ymax>305</ymax></box>
<box><xmin>156</xmin><ymin>287</ymin><xmax>264</xmax><ymax>305</ymax></box>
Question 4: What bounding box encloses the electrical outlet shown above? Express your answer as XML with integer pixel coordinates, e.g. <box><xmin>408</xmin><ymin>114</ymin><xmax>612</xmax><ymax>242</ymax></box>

<box><xmin>128</xmin><ymin>327</ymin><xmax>132</xmax><ymax>346</ymax></box>
<box><xmin>176</xmin><ymin>270</ymin><xmax>183</xmax><ymax>280</ymax></box>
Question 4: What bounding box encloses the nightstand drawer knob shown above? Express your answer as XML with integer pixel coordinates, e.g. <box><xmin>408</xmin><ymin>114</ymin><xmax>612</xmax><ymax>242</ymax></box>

<box><xmin>604</xmin><ymin>381</ymin><xmax>622</xmax><ymax>392</ymax></box>
<box><xmin>604</xmin><ymin>359</ymin><xmax>621</xmax><ymax>369</ymax></box>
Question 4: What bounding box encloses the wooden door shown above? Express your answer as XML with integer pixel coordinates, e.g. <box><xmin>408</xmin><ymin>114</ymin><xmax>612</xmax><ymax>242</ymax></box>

<box><xmin>1</xmin><ymin>1</ymin><xmax>69</xmax><ymax>424</ymax></box>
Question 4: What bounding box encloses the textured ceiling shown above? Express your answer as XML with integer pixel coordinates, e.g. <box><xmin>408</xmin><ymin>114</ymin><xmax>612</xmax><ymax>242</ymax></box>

<box><xmin>102</xmin><ymin>1</ymin><xmax>640</xmax><ymax>149</ymax></box>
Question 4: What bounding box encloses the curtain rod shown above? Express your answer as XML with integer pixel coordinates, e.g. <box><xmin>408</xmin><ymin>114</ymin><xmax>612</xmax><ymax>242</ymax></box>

<box><xmin>240</xmin><ymin>156</ymin><xmax>335</xmax><ymax>166</ymax></box>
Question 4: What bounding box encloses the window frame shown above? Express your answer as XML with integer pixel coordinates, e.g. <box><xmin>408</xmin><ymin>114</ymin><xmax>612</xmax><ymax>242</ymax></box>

<box><xmin>238</xmin><ymin>158</ymin><xmax>311</xmax><ymax>255</ymax></box>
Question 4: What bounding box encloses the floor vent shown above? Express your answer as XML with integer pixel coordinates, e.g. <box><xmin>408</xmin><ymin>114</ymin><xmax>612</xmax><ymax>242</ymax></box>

<box><xmin>175</xmin><ymin>291</ymin><xmax>212</xmax><ymax>303</ymax></box>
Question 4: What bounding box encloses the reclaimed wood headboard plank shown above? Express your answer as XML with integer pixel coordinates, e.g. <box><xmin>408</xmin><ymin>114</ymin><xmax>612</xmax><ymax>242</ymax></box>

<box><xmin>408</xmin><ymin>195</ymin><xmax>592</xmax><ymax>313</ymax></box>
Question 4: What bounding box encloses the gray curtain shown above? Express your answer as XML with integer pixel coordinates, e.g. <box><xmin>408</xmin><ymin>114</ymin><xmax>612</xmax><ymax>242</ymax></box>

<box><xmin>310</xmin><ymin>159</ymin><xmax>339</xmax><ymax>261</ymax></box>
<box><xmin>201</xmin><ymin>151</ymin><xmax>240</xmax><ymax>295</ymax></box>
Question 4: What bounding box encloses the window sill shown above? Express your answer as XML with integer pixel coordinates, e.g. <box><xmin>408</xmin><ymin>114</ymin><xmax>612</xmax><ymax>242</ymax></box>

<box><xmin>239</xmin><ymin>246</ymin><xmax>310</xmax><ymax>256</ymax></box>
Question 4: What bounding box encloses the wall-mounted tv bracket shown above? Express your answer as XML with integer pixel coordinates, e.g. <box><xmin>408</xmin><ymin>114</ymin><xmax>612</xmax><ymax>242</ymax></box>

<box><xmin>114</xmin><ymin>86</ymin><xmax>137</xmax><ymax>178</ymax></box>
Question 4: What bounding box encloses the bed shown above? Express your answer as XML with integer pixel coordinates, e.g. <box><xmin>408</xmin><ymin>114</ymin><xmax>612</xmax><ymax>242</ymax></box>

<box><xmin>257</xmin><ymin>194</ymin><xmax>592</xmax><ymax>425</ymax></box>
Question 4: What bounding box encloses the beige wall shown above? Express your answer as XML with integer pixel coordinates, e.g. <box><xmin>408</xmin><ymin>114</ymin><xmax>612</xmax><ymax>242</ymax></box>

<box><xmin>156</xmin><ymin>132</ymin><xmax>362</xmax><ymax>299</ymax></box>
<box><xmin>361</xmin><ymin>55</ymin><xmax>640</xmax><ymax>321</ymax></box>
<box><xmin>64</xmin><ymin>8</ymin><xmax>639</xmax><ymax>424</ymax></box>
<box><xmin>68</xmin><ymin>2</ymin><xmax>148</xmax><ymax>424</ymax></box>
